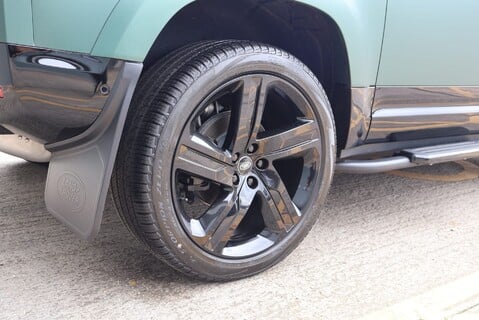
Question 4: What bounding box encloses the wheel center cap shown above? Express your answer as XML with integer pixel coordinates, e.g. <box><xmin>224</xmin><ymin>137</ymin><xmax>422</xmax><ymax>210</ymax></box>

<box><xmin>237</xmin><ymin>156</ymin><xmax>253</xmax><ymax>175</ymax></box>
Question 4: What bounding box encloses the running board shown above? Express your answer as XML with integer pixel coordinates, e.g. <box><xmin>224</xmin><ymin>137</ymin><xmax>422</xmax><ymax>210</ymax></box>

<box><xmin>336</xmin><ymin>141</ymin><xmax>479</xmax><ymax>174</ymax></box>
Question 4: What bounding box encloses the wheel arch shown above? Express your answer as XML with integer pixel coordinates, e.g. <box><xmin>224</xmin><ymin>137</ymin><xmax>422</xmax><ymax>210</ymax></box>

<box><xmin>92</xmin><ymin>0</ymin><xmax>387</xmax><ymax>151</ymax></box>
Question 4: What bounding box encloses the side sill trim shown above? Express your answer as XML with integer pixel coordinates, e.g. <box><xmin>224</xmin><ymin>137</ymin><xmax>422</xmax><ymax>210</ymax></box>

<box><xmin>373</xmin><ymin>105</ymin><xmax>479</xmax><ymax>118</ymax></box>
<box><xmin>366</xmin><ymin>86</ymin><xmax>479</xmax><ymax>142</ymax></box>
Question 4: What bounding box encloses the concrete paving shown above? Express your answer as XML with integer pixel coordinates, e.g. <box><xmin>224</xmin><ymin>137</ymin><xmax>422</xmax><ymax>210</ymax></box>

<box><xmin>1</xmin><ymin>152</ymin><xmax>479</xmax><ymax>320</ymax></box>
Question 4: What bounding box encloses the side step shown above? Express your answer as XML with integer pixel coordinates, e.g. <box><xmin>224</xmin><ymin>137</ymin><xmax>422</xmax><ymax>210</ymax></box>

<box><xmin>336</xmin><ymin>141</ymin><xmax>479</xmax><ymax>174</ymax></box>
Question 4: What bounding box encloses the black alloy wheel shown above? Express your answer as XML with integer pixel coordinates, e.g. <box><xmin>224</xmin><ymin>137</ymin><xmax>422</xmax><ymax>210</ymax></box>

<box><xmin>112</xmin><ymin>40</ymin><xmax>336</xmax><ymax>281</ymax></box>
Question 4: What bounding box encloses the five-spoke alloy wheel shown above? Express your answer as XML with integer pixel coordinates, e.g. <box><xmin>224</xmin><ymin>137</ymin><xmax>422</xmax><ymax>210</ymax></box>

<box><xmin>112</xmin><ymin>41</ymin><xmax>336</xmax><ymax>281</ymax></box>
<box><xmin>174</xmin><ymin>74</ymin><xmax>323</xmax><ymax>259</ymax></box>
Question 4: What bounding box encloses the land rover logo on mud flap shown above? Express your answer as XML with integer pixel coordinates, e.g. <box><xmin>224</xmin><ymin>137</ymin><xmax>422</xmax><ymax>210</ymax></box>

<box><xmin>57</xmin><ymin>173</ymin><xmax>86</xmax><ymax>212</ymax></box>
<box><xmin>238</xmin><ymin>156</ymin><xmax>253</xmax><ymax>175</ymax></box>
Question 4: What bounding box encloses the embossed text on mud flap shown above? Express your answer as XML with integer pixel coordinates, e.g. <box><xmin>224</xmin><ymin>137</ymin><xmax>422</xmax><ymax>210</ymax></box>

<box><xmin>57</xmin><ymin>173</ymin><xmax>86</xmax><ymax>212</ymax></box>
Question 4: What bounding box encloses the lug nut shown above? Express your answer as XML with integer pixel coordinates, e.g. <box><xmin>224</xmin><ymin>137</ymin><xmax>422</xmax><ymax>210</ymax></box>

<box><xmin>232</xmin><ymin>153</ymin><xmax>240</xmax><ymax>163</ymax></box>
<box><xmin>232</xmin><ymin>174</ymin><xmax>240</xmax><ymax>185</ymax></box>
<box><xmin>247</xmin><ymin>176</ymin><xmax>258</xmax><ymax>188</ymax></box>
<box><xmin>256</xmin><ymin>159</ymin><xmax>268</xmax><ymax>170</ymax></box>
<box><xmin>247</xmin><ymin>144</ymin><xmax>258</xmax><ymax>154</ymax></box>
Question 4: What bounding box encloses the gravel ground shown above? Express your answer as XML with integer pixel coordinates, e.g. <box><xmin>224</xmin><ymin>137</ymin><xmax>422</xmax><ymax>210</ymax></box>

<box><xmin>1</xmin><ymin>152</ymin><xmax>479</xmax><ymax>320</ymax></box>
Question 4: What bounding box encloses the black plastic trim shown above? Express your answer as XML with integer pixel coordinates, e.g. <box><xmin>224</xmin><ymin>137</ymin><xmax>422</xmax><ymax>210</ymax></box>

<box><xmin>44</xmin><ymin>62</ymin><xmax>142</xmax><ymax>240</ymax></box>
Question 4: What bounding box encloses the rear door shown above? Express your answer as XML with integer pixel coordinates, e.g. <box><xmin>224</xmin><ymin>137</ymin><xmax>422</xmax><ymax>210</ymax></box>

<box><xmin>368</xmin><ymin>0</ymin><xmax>479</xmax><ymax>142</ymax></box>
<box><xmin>31</xmin><ymin>0</ymin><xmax>119</xmax><ymax>54</ymax></box>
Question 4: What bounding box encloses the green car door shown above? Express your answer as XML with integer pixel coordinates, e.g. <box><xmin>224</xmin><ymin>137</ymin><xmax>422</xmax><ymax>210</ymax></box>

<box><xmin>378</xmin><ymin>0</ymin><xmax>479</xmax><ymax>86</ymax></box>
<box><xmin>368</xmin><ymin>0</ymin><xmax>479</xmax><ymax>142</ymax></box>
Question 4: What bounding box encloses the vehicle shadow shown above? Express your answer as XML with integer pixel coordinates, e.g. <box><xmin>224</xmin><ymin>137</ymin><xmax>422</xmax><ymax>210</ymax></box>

<box><xmin>1</xmin><ymin>157</ymin><xmax>479</xmax><ymax>313</ymax></box>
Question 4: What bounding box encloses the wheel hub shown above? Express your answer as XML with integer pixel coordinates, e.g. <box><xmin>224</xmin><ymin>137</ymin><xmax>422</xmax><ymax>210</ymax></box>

<box><xmin>237</xmin><ymin>156</ymin><xmax>253</xmax><ymax>175</ymax></box>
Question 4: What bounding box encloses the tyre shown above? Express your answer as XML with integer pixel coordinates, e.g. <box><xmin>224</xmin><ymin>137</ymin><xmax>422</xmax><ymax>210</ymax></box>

<box><xmin>111</xmin><ymin>40</ymin><xmax>336</xmax><ymax>281</ymax></box>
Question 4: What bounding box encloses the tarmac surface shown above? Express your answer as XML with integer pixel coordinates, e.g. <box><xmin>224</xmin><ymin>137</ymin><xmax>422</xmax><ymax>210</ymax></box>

<box><xmin>1</xmin><ymin>152</ymin><xmax>479</xmax><ymax>319</ymax></box>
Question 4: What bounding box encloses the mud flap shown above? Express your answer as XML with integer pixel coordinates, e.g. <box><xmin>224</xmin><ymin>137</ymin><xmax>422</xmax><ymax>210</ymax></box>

<box><xmin>44</xmin><ymin>62</ymin><xmax>142</xmax><ymax>240</ymax></box>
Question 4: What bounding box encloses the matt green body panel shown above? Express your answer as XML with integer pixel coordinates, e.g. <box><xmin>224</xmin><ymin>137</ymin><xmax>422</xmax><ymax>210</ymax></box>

<box><xmin>31</xmin><ymin>0</ymin><xmax>119</xmax><ymax>53</ymax></box>
<box><xmin>1</xmin><ymin>0</ymin><xmax>387</xmax><ymax>87</ymax></box>
<box><xmin>0</xmin><ymin>0</ymin><xmax>33</xmax><ymax>45</ymax></box>
<box><xmin>92</xmin><ymin>0</ymin><xmax>192</xmax><ymax>62</ymax></box>
<box><xmin>378</xmin><ymin>0</ymin><xmax>479</xmax><ymax>86</ymax></box>
<box><xmin>92</xmin><ymin>0</ymin><xmax>387</xmax><ymax>87</ymax></box>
